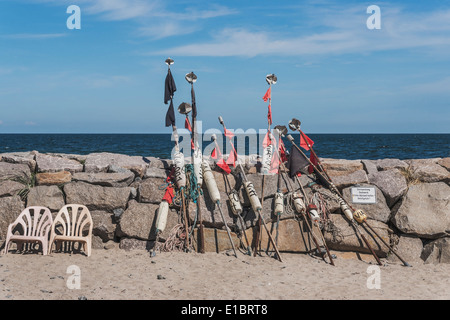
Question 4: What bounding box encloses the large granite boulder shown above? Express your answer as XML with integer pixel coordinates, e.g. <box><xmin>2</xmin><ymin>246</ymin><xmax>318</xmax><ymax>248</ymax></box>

<box><xmin>421</xmin><ymin>237</ymin><xmax>450</xmax><ymax>264</ymax></box>
<box><xmin>35</xmin><ymin>153</ymin><xmax>83</xmax><ymax>174</ymax></box>
<box><xmin>387</xmin><ymin>234</ymin><xmax>424</xmax><ymax>265</ymax></box>
<box><xmin>35</xmin><ymin>171</ymin><xmax>72</xmax><ymax>186</ymax></box>
<box><xmin>408</xmin><ymin>159</ymin><xmax>450</xmax><ymax>184</ymax></box>
<box><xmin>137</xmin><ymin>178</ymin><xmax>166</xmax><ymax>204</ymax></box>
<box><xmin>64</xmin><ymin>182</ymin><xmax>131</xmax><ymax>211</ymax></box>
<box><xmin>0</xmin><ymin>196</ymin><xmax>25</xmax><ymax>242</ymax></box>
<box><xmin>320</xmin><ymin>158</ymin><xmax>363</xmax><ymax>177</ymax></box>
<box><xmin>0</xmin><ymin>162</ymin><xmax>31</xmax><ymax>183</ymax></box>
<box><xmin>26</xmin><ymin>185</ymin><xmax>65</xmax><ymax>212</ymax></box>
<box><xmin>368</xmin><ymin>169</ymin><xmax>408</xmax><ymax>207</ymax></box>
<box><xmin>375</xmin><ymin>159</ymin><xmax>408</xmax><ymax>171</ymax></box>
<box><xmin>0</xmin><ymin>180</ymin><xmax>24</xmax><ymax>198</ymax></box>
<box><xmin>328</xmin><ymin>170</ymin><xmax>369</xmax><ymax>190</ymax></box>
<box><xmin>391</xmin><ymin>182</ymin><xmax>450</xmax><ymax>239</ymax></box>
<box><xmin>72</xmin><ymin>171</ymin><xmax>135</xmax><ymax>187</ymax></box>
<box><xmin>323</xmin><ymin>213</ymin><xmax>391</xmax><ymax>257</ymax></box>
<box><xmin>84</xmin><ymin>152</ymin><xmax>148</xmax><ymax>177</ymax></box>
<box><xmin>0</xmin><ymin>152</ymin><xmax>37</xmax><ymax>172</ymax></box>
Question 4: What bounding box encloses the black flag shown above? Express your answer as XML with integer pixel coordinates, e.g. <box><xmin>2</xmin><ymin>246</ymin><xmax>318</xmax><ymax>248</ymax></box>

<box><xmin>164</xmin><ymin>68</ymin><xmax>177</xmax><ymax>127</ymax></box>
<box><xmin>287</xmin><ymin>145</ymin><xmax>309</xmax><ymax>177</ymax></box>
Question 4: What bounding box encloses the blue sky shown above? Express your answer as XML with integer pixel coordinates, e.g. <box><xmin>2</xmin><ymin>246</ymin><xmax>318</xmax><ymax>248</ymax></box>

<box><xmin>0</xmin><ymin>0</ymin><xmax>449</xmax><ymax>133</ymax></box>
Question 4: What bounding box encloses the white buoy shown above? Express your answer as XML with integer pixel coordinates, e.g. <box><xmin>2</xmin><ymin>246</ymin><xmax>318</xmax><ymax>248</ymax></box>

<box><xmin>173</xmin><ymin>151</ymin><xmax>186</xmax><ymax>188</ymax></box>
<box><xmin>228</xmin><ymin>189</ymin><xmax>243</xmax><ymax>215</ymax></box>
<box><xmin>261</xmin><ymin>144</ymin><xmax>274</xmax><ymax>175</ymax></box>
<box><xmin>244</xmin><ymin>181</ymin><xmax>262</xmax><ymax>212</ymax></box>
<box><xmin>155</xmin><ymin>201</ymin><xmax>169</xmax><ymax>233</ymax></box>
<box><xmin>339</xmin><ymin>198</ymin><xmax>354</xmax><ymax>221</ymax></box>
<box><xmin>202</xmin><ymin>160</ymin><xmax>221</xmax><ymax>203</ymax></box>
<box><xmin>274</xmin><ymin>192</ymin><xmax>284</xmax><ymax>215</ymax></box>
<box><xmin>193</xmin><ymin>148</ymin><xmax>203</xmax><ymax>187</ymax></box>
<box><xmin>307</xmin><ymin>204</ymin><xmax>320</xmax><ymax>222</ymax></box>
<box><xmin>292</xmin><ymin>192</ymin><xmax>306</xmax><ymax>213</ymax></box>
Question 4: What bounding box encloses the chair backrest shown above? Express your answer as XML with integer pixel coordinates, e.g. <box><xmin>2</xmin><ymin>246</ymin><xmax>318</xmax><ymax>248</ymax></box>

<box><xmin>12</xmin><ymin>206</ymin><xmax>53</xmax><ymax>237</ymax></box>
<box><xmin>53</xmin><ymin>204</ymin><xmax>93</xmax><ymax>237</ymax></box>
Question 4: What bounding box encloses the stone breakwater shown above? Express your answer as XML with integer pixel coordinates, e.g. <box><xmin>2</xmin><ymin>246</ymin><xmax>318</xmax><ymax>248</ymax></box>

<box><xmin>0</xmin><ymin>151</ymin><xmax>449</xmax><ymax>264</ymax></box>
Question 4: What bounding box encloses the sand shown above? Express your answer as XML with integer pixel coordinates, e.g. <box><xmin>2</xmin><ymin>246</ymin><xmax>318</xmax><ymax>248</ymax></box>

<box><xmin>0</xmin><ymin>246</ymin><xmax>449</xmax><ymax>301</ymax></box>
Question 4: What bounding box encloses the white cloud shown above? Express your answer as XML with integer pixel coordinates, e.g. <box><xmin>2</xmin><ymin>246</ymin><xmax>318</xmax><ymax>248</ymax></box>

<box><xmin>152</xmin><ymin>6</ymin><xmax>450</xmax><ymax>57</ymax></box>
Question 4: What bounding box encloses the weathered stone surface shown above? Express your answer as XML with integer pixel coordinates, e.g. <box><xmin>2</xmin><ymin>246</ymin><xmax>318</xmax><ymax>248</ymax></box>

<box><xmin>137</xmin><ymin>178</ymin><xmax>166</xmax><ymax>204</ymax></box>
<box><xmin>320</xmin><ymin>158</ymin><xmax>363</xmax><ymax>177</ymax></box>
<box><xmin>244</xmin><ymin>218</ymin><xmax>324</xmax><ymax>253</ymax></box>
<box><xmin>91</xmin><ymin>211</ymin><xmax>116</xmax><ymax>242</ymax></box>
<box><xmin>438</xmin><ymin>157</ymin><xmax>450</xmax><ymax>172</ymax></box>
<box><xmin>64</xmin><ymin>182</ymin><xmax>131</xmax><ymax>211</ymax></box>
<box><xmin>342</xmin><ymin>184</ymin><xmax>391</xmax><ymax>223</ymax></box>
<box><xmin>241</xmin><ymin>197</ymin><xmax>276</xmax><ymax>229</ymax></box>
<box><xmin>117</xmin><ymin>200</ymin><xmax>179</xmax><ymax>242</ymax></box>
<box><xmin>0</xmin><ymin>180</ymin><xmax>24</xmax><ymax>198</ymax></box>
<box><xmin>361</xmin><ymin>160</ymin><xmax>378</xmax><ymax>175</ymax></box>
<box><xmin>0</xmin><ymin>162</ymin><xmax>31</xmax><ymax>183</ymax></box>
<box><xmin>391</xmin><ymin>182</ymin><xmax>450</xmax><ymax>239</ymax></box>
<box><xmin>408</xmin><ymin>159</ymin><xmax>450</xmax><ymax>183</ymax></box>
<box><xmin>45</xmin><ymin>153</ymin><xmax>88</xmax><ymax>163</ymax></box>
<box><xmin>387</xmin><ymin>234</ymin><xmax>424</xmax><ymax>265</ymax></box>
<box><xmin>0</xmin><ymin>152</ymin><xmax>37</xmax><ymax>171</ymax></box>
<box><xmin>303</xmin><ymin>186</ymin><xmax>341</xmax><ymax>213</ymax></box>
<box><xmin>35</xmin><ymin>154</ymin><xmax>83</xmax><ymax>174</ymax></box>
<box><xmin>35</xmin><ymin>171</ymin><xmax>72</xmax><ymax>186</ymax></box>
<box><xmin>368</xmin><ymin>169</ymin><xmax>408</xmax><ymax>208</ymax></box>
<box><xmin>323</xmin><ymin>214</ymin><xmax>391</xmax><ymax>257</ymax></box>
<box><xmin>72</xmin><ymin>172</ymin><xmax>134</xmax><ymax>187</ymax></box>
<box><xmin>26</xmin><ymin>185</ymin><xmax>65</xmax><ymax>212</ymax></box>
<box><xmin>421</xmin><ymin>237</ymin><xmax>450</xmax><ymax>264</ymax></box>
<box><xmin>119</xmin><ymin>237</ymin><xmax>155</xmax><ymax>251</ymax></box>
<box><xmin>192</xmin><ymin>227</ymin><xmax>240</xmax><ymax>253</ymax></box>
<box><xmin>375</xmin><ymin>158</ymin><xmax>408</xmax><ymax>171</ymax></box>
<box><xmin>84</xmin><ymin>152</ymin><xmax>148</xmax><ymax>177</ymax></box>
<box><xmin>0</xmin><ymin>196</ymin><xmax>25</xmax><ymax>242</ymax></box>
<box><xmin>329</xmin><ymin>170</ymin><xmax>368</xmax><ymax>190</ymax></box>
<box><xmin>145</xmin><ymin>157</ymin><xmax>172</xmax><ymax>170</ymax></box>
<box><xmin>143</xmin><ymin>167</ymin><xmax>170</xmax><ymax>180</ymax></box>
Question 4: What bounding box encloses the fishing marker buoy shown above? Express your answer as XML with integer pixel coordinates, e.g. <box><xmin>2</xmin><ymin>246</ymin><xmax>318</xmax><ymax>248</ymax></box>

<box><xmin>274</xmin><ymin>192</ymin><xmax>284</xmax><ymax>216</ymax></box>
<box><xmin>155</xmin><ymin>200</ymin><xmax>169</xmax><ymax>233</ymax></box>
<box><xmin>173</xmin><ymin>151</ymin><xmax>186</xmax><ymax>188</ymax></box>
<box><xmin>353</xmin><ymin>209</ymin><xmax>367</xmax><ymax>224</ymax></box>
<box><xmin>244</xmin><ymin>181</ymin><xmax>262</xmax><ymax>212</ymax></box>
<box><xmin>292</xmin><ymin>192</ymin><xmax>306</xmax><ymax>214</ymax></box>
<box><xmin>202</xmin><ymin>160</ymin><xmax>221</xmax><ymax>203</ymax></box>
<box><xmin>193</xmin><ymin>148</ymin><xmax>203</xmax><ymax>187</ymax></box>
<box><xmin>307</xmin><ymin>204</ymin><xmax>320</xmax><ymax>222</ymax></box>
<box><xmin>339</xmin><ymin>198</ymin><xmax>354</xmax><ymax>221</ymax></box>
<box><xmin>261</xmin><ymin>144</ymin><xmax>274</xmax><ymax>175</ymax></box>
<box><xmin>228</xmin><ymin>189</ymin><xmax>243</xmax><ymax>216</ymax></box>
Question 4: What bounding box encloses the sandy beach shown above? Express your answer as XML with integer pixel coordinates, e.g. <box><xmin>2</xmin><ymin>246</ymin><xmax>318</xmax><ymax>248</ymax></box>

<box><xmin>1</xmin><ymin>246</ymin><xmax>449</xmax><ymax>301</ymax></box>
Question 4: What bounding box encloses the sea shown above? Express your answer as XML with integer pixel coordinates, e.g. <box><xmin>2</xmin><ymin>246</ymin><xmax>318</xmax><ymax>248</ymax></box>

<box><xmin>0</xmin><ymin>133</ymin><xmax>448</xmax><ymax>160</ymax></box>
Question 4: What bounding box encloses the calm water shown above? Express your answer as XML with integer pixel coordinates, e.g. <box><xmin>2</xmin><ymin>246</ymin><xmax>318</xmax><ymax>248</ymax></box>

<box><xmin>0</xmin><ymin>134</ymin><xmax>448</xmax><ymax>160</ymax></box>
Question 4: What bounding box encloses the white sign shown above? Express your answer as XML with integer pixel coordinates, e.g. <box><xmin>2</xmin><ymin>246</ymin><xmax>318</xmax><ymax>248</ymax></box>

<box><xmin>351</xmin><ymin>187</ymin><xmax>376</xmax><ymax>204</ymax></box>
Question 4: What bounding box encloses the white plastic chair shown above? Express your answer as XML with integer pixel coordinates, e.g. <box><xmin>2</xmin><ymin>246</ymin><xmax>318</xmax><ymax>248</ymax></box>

<box><xmin>4</xmin><ymin>206</ymin><xmax>53</xmax><ymax>255</ymax></box>
<box><xmin>48</xmin><ymin>204</ymin><xmax>93</xmax><ymax>257</ymax></box>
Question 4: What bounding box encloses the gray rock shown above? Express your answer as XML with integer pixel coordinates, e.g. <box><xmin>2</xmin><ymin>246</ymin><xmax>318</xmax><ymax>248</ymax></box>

<box><xmin>375</xmin><ymin>158</ymin><xmax>408</xmax><ymax>171</ymax></box>
<box><xmin>320</xmin><ymin>158</ymin><xmax>363</xmax><ymax>177</ymax></box>
<box><xmin>143</xmin><ymin>167</ymin><xmax>170</xmax><ymax>180</ymax></box>
<box><xmin>408</xmin><ymin>159</ymin><xmax>450</xmax><ymax>183</ymax></box>
<box><xmin>72</xmin><ymin>172</ymin><xmax>135</xmax><ymax>187</ymax></box>
<box><xmin>328</xmin><ymin>170</ymin><xmax>368</xmax><ymax>190</ymax></box>
<box><xmin>137</xmin><ymin>178</ymin><xmax>166</xmax><ymax>204</ymax></box>
<box><xmin>342</xmin><ymin>183</ymin><xmax>391</xmax><ymax>223</ymax></box>
<box><xmin>64</xmin><ymin>182</ymin><xmax>131</xmax><ymax>211</ymax></box>
<box><xmin>0</xmin><ymin>162</ymin><xmax>31</xmax><ymax>183</ymax></box>
<box><xmin>421</xmin><ymin>237</ymin><xmax>450</xmax><ymax>264</ymax></box>
<box><xmin>90</xmin><ymin>211</ymin><xmax>116</xmax><ymax>242</ymax></box>
<box><xmin>145</xmin><ymin>157</ymin><xmax>172</xmax><ymax>170</ymax></box>
<box><xmin>190</xmin><ymin>190</ymin><xmax>234</xmax><ymax>229</ymax></box>
<box><xmin>84</xmin><ymin>153</ymin><xmax>148</xmax><ymax>177</ymax></box>
<box><xmin>391</xmin><ymin>182</ymin><xmax>450</xmax><ymax>239</ymax></box>
<box><xmin>361</xmin><ymin>160</ymin><xmax>378</xmax><ymax>175</ymax></box>
<box><xmin>0</xmin><ymin>152</ymin><xmax>37</xmax><ymax>172</ymax></box>
<box><xmin>368</xmin><ymin>169</ymin><xmax>408</xmax><ymax>207</ymax></box>
<box><xmin>0</xmin><ymin>180</ymin><xmax>25</xmax><ymax>198</ymax></box>
<box><xmin>323</xmin><ymin>213</ymin><xmax>391</xmax><ymax>257</ymax></box>
<box><xmin>438</xmin><ymin>157</ymin><xmax>450</xmax><ymax>172</ymax></box>
<box><xmin>117</xmin><ymin>200</ymin><xmax>179</xmax><ymax>242</ymax></box>
<box><xmin>26</xmin><ymin>185</ymin><xmax>65</xmax><ymax>212</ymax></box>
<box><xmin>0</xmin><ymin>196</ymin><xmax>25</xmax><ymax>242</ymax></box>
<box><xmin>35</xmin><ymin>154</ymin><xmax>83</xmax><ymax>174</ymax></box>
<box><xmin>387</xmin><ymin>234</ymin><xmax>424</xmax><ymax>265</ymax></box>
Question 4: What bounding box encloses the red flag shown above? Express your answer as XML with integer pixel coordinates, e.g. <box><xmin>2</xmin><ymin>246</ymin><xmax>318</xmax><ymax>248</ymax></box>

<box><xmin>226</xmin><ymin>144</ymin><xmax>237</xmax><ymax>167</ymax></box>
<box><xmin>263</xmin><ymin>87</ymin><xmax>271</xmax><ymax>102</ymax></box>
<box><xmin>278</xmin><ymin>137</ymin><xmax>288</xmax><ymax>163</ymax></box>
<box><xmin>262</xmin><ymin>131</ymin><xmax>272</xmax><ymax>148</ymax></box>
<box><xmin>162</xmin><ymin>185</ymin><xmax>174</xmax><ymax>204</ymax></box>
<box><xmin>308</xmin><ymin>152</ymin><xmax>318</xmax><ymax>174</ymax></box>
<box><xmin>211</xmin><ymin>146</ymin><xmax>231</xmax><ymax>174</ymax></box>
<box><xmin>300</xmin><ymin>132</ymin><xmax>314</xmax><ymax>151</ymax></box>
<box><xmin>224</xmin><ymin>127</ymin><xmax>234</xmax><ymax>139</ymax></box>
<box><xmin>185</xmin><ymin>117</ymin><xmax>192</xmax><ymax>132</ymax></box>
